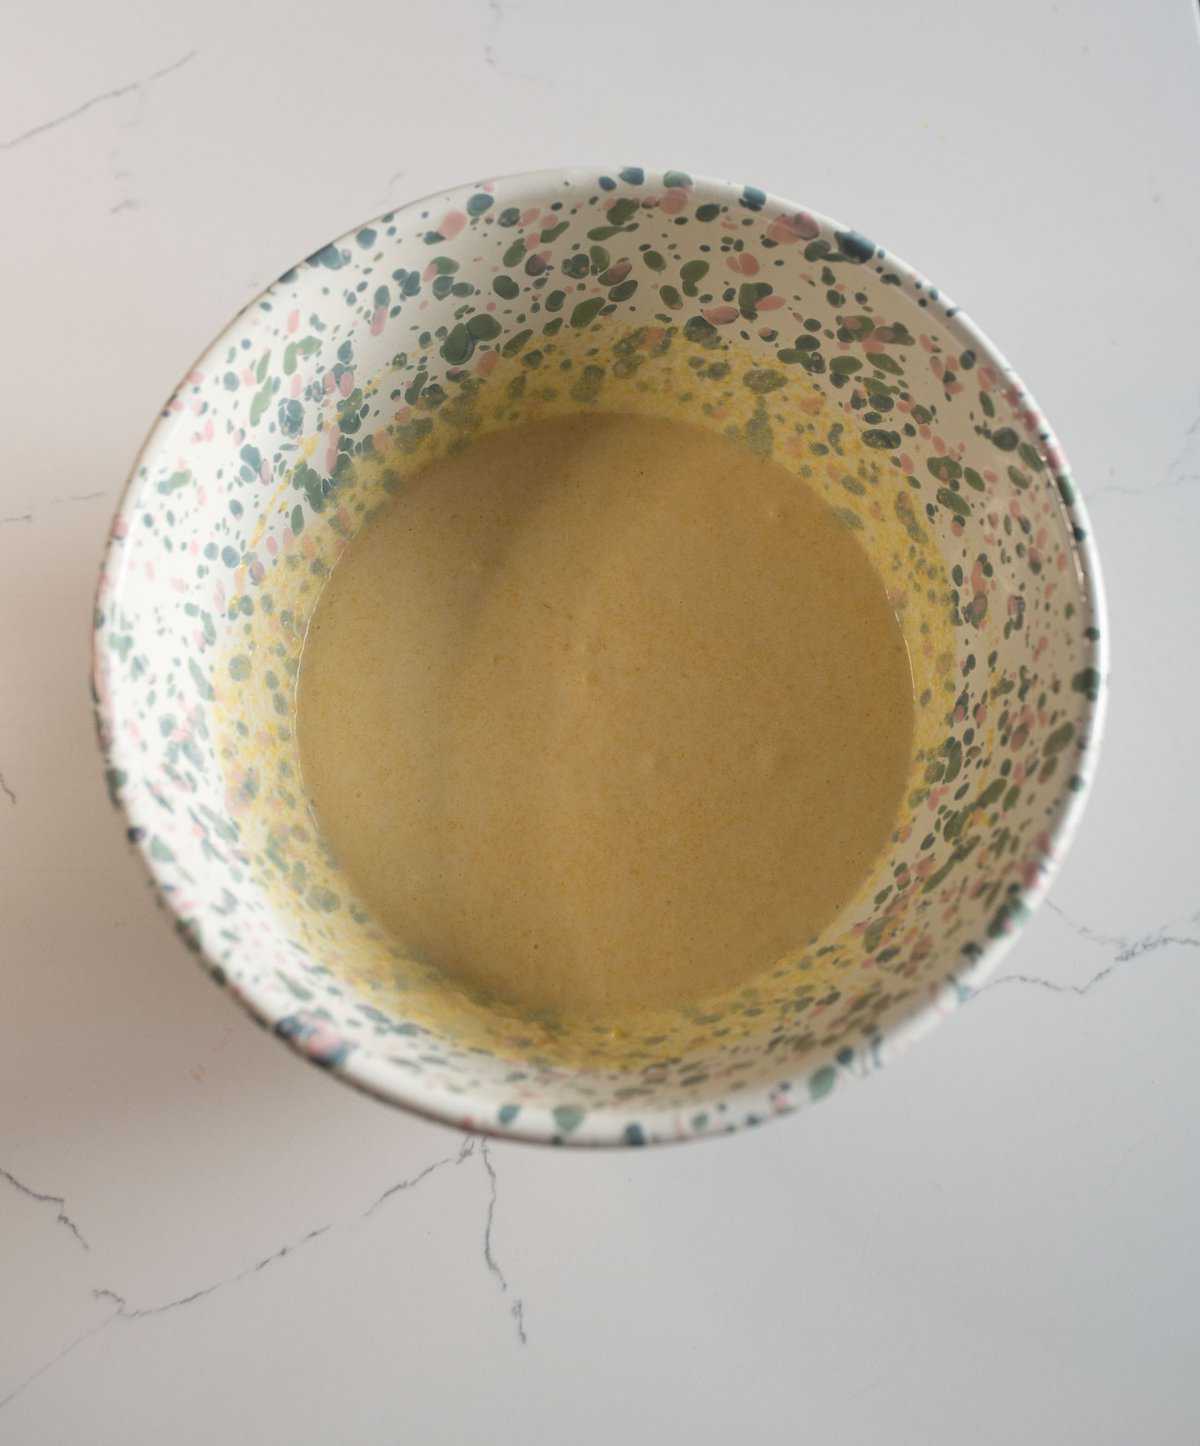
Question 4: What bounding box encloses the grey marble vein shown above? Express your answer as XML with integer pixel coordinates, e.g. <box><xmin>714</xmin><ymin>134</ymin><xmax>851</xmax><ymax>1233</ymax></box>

<box><xmin>972</xmin><ymin>900</ymin><xmax>1200</xmax><ymax>1000</ymax></box>
<box><xmin>1084</xmin><ymin>402</ymin><xmax>1200</xmax><ymax>504</ymax></box>
<box><xmin>483</xmin><ymin>0</ymin><xmax>504</xmax><ymax>67</ymax></box>
<box><xmin>365</xmin><ymin>1134</ymin><xmax>476</xmax><ymax>1215</ymax></box>
<box><xmin>1</xmin><ymin>49</ymin><xmax>197</xmax><ymax>152</ymax></box>
<box><xmin>480</xmin><ymin>1140</ymin><xmax>528</xmax><ymax>1345</ymax></box>
<box><xmin>0</xmin><ymin>1167</ymin><xmax>88</xmax><ymax>1251</ymax></box>
<box><xmin>0</xmin><ymin>1135</ymin><xmax>525</xmax><ymax>1413</ymax></box>
<box><xmin>0</xmin><ymin>770</ymin><xmax>14</xmax><ymax>806</ymax></box>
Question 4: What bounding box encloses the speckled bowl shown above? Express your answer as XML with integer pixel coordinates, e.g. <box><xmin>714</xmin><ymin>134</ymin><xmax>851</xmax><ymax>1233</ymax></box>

<box><xmin>94</xmin><ymin>167</ymin><xmax>1106</xmax><ymax>1146</ymax></box>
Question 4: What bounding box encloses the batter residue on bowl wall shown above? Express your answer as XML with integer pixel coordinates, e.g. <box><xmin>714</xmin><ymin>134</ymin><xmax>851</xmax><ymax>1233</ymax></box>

<box><xmin>216</xmin><ymin>326</ymin><xmax>954</xmax><ymax>1066</ymax></box>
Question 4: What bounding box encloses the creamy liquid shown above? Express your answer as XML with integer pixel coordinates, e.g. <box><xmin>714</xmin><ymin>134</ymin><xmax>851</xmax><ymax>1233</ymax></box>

<box><xmin>297</xmin><ymin>413</ymin><xmax>915</xmax><ymax>1021</ymax></box>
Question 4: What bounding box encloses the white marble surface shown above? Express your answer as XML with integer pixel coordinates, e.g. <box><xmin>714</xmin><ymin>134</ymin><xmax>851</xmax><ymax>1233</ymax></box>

<box><xmin>2</xmin><ymin>1</ymin><xmax>1199</xmax><ymax>1440</ymax></box>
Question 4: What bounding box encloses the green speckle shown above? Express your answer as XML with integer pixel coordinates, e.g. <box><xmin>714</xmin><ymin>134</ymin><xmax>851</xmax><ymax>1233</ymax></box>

<box><xmin>278</xmin><ymin>399</ymin><xmax>303</xmax><ymax>437</ymax></box>
<box><xmin>623</xmin><ymin>1123</ymin><xmax>647</xmax><ymax>1146</ymax></box>
<box><xmin>659</xmin><ymin>284</ymin><xmax>683</xmax><ymax>310</ymax></box>
<box><xmin>307</xmin><ymin>242</ymin><xmax>344</xmax><ymax>270</ymax></box>
<box><xmin>1043</xmin><ymin>721</ymin><xmax>1077</xmax><ymax>756</ymax></box>
<box><xmin>249</xmin><ymin>380</ymin><xmax>274</xmax><ymax>426</ymax></box>
<box><xmin>466</xmin><ymin>192</ymin><xmax>493</xmax><ymax>216</ymax></box>
<box><xmin>221</xmin><ymin>545</ymin><xmax>240</xmax><ymax>568</ymax></box>
<box><xmin>644</xmin><ymin>250</ymin><xmax>666</xmax><ymax>272</ymax></box>
<box><xmin>355</xmin><ymin>227</ymin><xmax>377</xmax><ymax>248</ymax></box>
<box><xmin>502</xmin><ymin>328</ymin><xmax>533</xmax><ymax>357</ymax></box>
<box><xmin>744</xmin><ymin>403</ymin><xmax>773</xmax><ymax>458</ymax></box>
<box><xmin>862</xmin><ymin>429</ymin><xmax>901</xmax><ymax>450</ymax></box>
<box><xmin>683</xmin><ymin>315</ymin><xmax>718</xmax><ymax>346</ymax></box>
<box><xmin>992</xmin><ymin>426</ymin><xmax>1019</xmax><ymax>452</ymax></box>
<box><xmin>283</xmin><ymin>337</ymin><xmax>321</xmax><ymax>375</ymax></box>
<box><xmin>229</xmin><ymin>655</ymin><xmax>251</xmax><ymax>681</ymax></box>
<box><xmin>157</xmin><ymin>470</ymin><xmax>191</xmax><ymax>495</ymax></box>
<box><xmin>570</xmin><ymin>364</ymin><xmax>606</xmax><ymax>405</ymax></box>
<box><xmin>937</xmin><ymin>486</ymin><xmax>971</xmax><ymax>518</ymax></box>
<box><xmin>808</xmin><ymin>1065</ymin><xmax>836</xmax><ymax>1101</ymax></box>
<box><xmin>466</xmin><ymin>313</ymin><xmax>502</xmax><ymax>341</ymax></box>
<box><xmin>663</xmin><ymin>170</ymin><xmax>692</xmax><ymax>188</ymax></box>
<box><xmin>867</xmin><ymin>351</ymin><xmax>903</xmax><ymax>376</ymax></box>
<box><xmin>552</xmin><ymin>1104</ymin><xmax>584</xmax><ymax>1134</ymax></box>
<box><xmin>502</xmin><ymin>237</ymin><xmax>526</xmax><ymax>268</ymax></box>
<box><xmin>148</xmin><ymin>836</ymin><xmax>175</xmax><ymax>864</ymax></box>
<box><xmin>835</xmin><ymin>229</ymin><xmax>875</xmax><ymax>262</ymax></box>
<box><xmin>927</xmin><ymin>456</ymin><xmax>962</xmax><ymax>483</ymax></box>
<box><xmin>680</xmin><ymin>259</ymin><xmax>708</xmax><ymax>297</ymax></box>
<box><xmin>498</xmin><ymin>1104</ymin><xmax>521</xmax><ymax>1126</ymax></box>
<box><xmin>1071</xmin><ymin>667</ymin><xmax>1100</xmax><ymax>701</ymax></box>
<box><xmin>743</xmin><ymin>368</ymin><xmax>786</xmax><ymax>394</ymax></box>
<box><xmin>440</xmin><ymin>323</ymin><xmax>474</xmax><ymax>365</ymax></box>
<box><xmin>493</xmin><ymin>275</ymin><xmax>519</xmax><ymax>300</ymax></box>
<box><xmin>188</xmin><ymin>657</ymin><xmax>215</xmax><ymax>701</ymax></box>
<box><xmin>695</xmin><ymin>203</ymin><xmax>721</xmax><ymax>222</ymax></box>
<box><xmin>829</xmin><ymin>356</ymin><xmax>862</xmax><ymax>376</ymax></box>
<box><xmin>569</xmin><ymin>297</ymin><xmax>606</xmax><ymax>329</ymax></box>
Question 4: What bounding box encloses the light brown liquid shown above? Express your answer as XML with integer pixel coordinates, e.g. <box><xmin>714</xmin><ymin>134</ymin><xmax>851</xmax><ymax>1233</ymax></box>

<box><xmin>297</xmin><ymin>413</ymin><xmax>914</xmax><ymax>1020</ymax></box>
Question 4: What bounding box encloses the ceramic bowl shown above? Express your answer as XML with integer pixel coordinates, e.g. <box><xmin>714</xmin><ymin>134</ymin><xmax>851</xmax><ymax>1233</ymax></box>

<box><xmin>94</xmin><ymin>167</ymin><xmax>1106</xmax><ymax>1145</ymax></box>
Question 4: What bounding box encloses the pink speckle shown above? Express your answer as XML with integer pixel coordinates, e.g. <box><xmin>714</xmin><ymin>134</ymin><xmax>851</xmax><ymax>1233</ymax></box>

<box><xmin>702</xmin><ymin>305</ymin><xmax>739</xmax><ymax>325</ymax></box>
<box><xmin>144</xmin><ymin>561</ymin><xmax>155</xmax><ymax>582</ymax></box>
<box><xmin>266</xmin><ymin>536</ymin><xmax>278</xmax><ymax>557</ymax></box>
<box><xmin>324</xmin><ymin>427</ymin><xmax>340</xmax><ymax>474</ymax></box>
<box><xmin>438</xmin><ymin>210</ymin><xmax>467</xmax><ymax>240</ymax></box>
<box><xmin>392</xmin><ymin>405</ymin><xmax>412</xmax><ymax>425</ymax></box>
<box><xmin>290</xmin><ymin>374</ymin><xmax>302</xmax><ymax>398</ymax></box>
<box><xmin>370</xmin><ymin>306</ymin><xmax>386</xmax><ymax>335</ymax></box>
<box><xmin>337</xmin><ymin>369</ymin><xmax>355</xmax><ymax>398</ymax></box>
<box><xmin>476</xmin><ymin>350</ymin><xmax>499</xmax><ymax>377</ymax></box>
<box><xmin>111</xmin><ymin>515</ymin><xmax>128</xmax><ymax>540</ymax></box>
<box><xmin>287</xmin><ymin>310</ymin><xmax>300</xmax><ymax>334</ymax></box>
<box><xmin>187</xmin><ymin>370</ymin><xmax>204</xmax><ymax>385</ymax></box>
<box><xmin>766</xmin><ymin>211</ymin><xmax>819</xmax><ymax>244</ymax></box>
<box><xmin>756</xmin><ymin>293</ymin><xmax>784</xmax><ymax>311</ymax></box>
<box><xmin>722</xmin><ymin>251</ymin><xmax>763</xmax><ymax>276</ymax></box>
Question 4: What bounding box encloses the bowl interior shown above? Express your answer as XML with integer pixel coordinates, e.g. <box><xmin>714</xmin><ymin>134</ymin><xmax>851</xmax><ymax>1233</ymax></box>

<box><xmin>95</xmin><ymin>167</ymin><xmax>1103</xmax><ymax>1144</ymax></box>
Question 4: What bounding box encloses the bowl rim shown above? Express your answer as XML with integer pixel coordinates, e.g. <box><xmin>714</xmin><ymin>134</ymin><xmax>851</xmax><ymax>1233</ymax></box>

<box><xmin>94</xmin><ymin>165</ymin><xmax>1109</xmax><ymax>1147</ymax></box>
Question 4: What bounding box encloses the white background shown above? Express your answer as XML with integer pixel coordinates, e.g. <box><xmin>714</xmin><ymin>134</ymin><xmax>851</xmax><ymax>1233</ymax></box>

<box><xmin>2</xmin><ymin>1</ymin><xmax>1199</xmax><ymax>1441</ymax></box>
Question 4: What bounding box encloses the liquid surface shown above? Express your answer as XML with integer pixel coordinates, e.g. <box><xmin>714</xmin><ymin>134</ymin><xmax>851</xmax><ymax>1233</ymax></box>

<box><xmin>297</xmin><ymin>413</ymin><xmax>915</xmax><ymax>1020</ymax></box>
